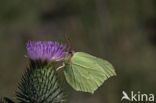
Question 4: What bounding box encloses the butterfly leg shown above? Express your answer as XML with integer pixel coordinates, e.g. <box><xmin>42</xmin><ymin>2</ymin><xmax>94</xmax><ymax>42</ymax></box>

<box><xmin>56</xmin><ymin>62</ymin><xmax>65</xmax><ymax>71</ymax></box>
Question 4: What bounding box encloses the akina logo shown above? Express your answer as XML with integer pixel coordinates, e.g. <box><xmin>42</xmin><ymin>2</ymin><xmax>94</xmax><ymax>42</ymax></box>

<box><xmin>121</xmin><ymin>91</ymin><xmax>155</xmax><ymax>102</ymax></box>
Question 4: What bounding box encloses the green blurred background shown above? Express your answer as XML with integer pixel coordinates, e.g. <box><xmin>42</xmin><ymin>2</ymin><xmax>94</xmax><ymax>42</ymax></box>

<box><xmin>0</xmin><ymin>0</ymin><xmax>156</xmax><ymax>103</ymax></box>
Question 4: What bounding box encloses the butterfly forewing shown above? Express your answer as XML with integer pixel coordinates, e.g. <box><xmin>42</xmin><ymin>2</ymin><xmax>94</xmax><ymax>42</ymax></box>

<box><xmin>64</xmin><ymin>52</ymin><xmax>116</xmax><ymax>94</ymax></box>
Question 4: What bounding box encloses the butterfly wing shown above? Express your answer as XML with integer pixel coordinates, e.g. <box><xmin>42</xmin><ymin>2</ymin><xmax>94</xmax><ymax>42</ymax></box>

<box><xmin>64</xmin><ymin>52</ymin><xmax>116</xmax><ymax>94</ymax></box>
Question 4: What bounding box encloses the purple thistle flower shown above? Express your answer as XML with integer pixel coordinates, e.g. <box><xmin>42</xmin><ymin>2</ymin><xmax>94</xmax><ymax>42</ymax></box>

<box><xmin>26</xmin><ymin>41</ymin><xmax>66</xmax><ymax>62</ymax></box>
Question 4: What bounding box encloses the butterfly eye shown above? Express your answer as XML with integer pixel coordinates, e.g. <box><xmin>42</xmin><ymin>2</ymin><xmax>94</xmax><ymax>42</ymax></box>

<box><xmin>69</xmin><ymin>50</ymin><xmax>75</xmax><ymax>55</ymax></box>
<box><xmin>69</xmin><ymin>51</ymin><xmax>72</xmax><ymax>54</ymax></box>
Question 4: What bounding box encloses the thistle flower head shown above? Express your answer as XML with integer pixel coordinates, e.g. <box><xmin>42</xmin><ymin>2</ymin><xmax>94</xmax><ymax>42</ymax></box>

<box><xmin>26</xmin><ymin>41</ymin><xmax>66</xmax><ymax>62</ymax></box>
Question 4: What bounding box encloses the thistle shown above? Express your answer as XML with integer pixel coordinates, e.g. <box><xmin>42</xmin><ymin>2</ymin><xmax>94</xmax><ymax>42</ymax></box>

<box><xmin>16</xmin><ymin>41</ymin><xmax>66</xmax><ymax>103</ymax></box>
<box><xmin>26</xmin><ymin>41</ymin><xmax>66</xmax><ymax>62</ymax></box>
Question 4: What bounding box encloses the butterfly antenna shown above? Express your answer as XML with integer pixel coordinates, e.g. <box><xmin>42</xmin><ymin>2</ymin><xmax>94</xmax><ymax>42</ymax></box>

<box><xmin>64</xmin><ymin>34</ymin><xmax>73</xmax><ymax>52</ymax></box>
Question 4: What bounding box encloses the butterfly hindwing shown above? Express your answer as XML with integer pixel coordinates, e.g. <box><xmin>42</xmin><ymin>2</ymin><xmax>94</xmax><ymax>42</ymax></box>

<box><xmin>64</xmin><ymin>52</ymin><xmax>116</xmax><ymax>94</ymax></box>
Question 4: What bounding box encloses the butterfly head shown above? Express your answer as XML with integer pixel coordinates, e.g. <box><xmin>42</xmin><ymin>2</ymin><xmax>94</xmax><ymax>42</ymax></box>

<box><xmin>68</xmin><ymin>50</ymin><xmax>75</xmax><ymax>56</ymax></box>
